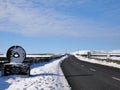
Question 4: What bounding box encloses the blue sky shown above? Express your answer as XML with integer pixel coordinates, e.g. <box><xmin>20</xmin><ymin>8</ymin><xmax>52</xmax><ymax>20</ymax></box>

<box><xmin>0</xmin><ymin>0</ymin><xmax>120</xmax><ymax>54</ymax></box>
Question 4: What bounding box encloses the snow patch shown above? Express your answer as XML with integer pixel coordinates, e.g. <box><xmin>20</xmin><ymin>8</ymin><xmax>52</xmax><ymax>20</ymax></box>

<box><xmin>74</xmin><ymin>55</ymin><xmax>120</xmax><ymax>69</ymax></box>
<box><xmin>0</xmin><ymin>56</ymin><xmax>70</xmax><ymax>90</ymax></box>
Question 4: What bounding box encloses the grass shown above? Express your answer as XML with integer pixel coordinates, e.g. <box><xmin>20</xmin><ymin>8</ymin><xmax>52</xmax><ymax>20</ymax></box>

<box><xmin>91</xmin><ymin>58</ymin><xmax>120</xmax><ymax>64</ymax></box>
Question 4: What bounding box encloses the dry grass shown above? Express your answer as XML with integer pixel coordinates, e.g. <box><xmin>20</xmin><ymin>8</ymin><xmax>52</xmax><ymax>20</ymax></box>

<box><xmin>91</xmin><ymin>58</ymin><xmax>120</xmax><ymax>64</ymax></box>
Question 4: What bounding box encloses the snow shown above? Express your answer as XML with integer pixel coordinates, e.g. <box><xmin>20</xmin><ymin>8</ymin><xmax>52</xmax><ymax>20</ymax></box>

<box><xmin>26</xmin><ymin>54</ymin><xmax>53</xmax><ymax>58</ymax></box>
<box><xmin>74</xmin><ymin>54</ymin><xmax>120</xmax><ymax>69</ymax></box>
<box><xmin>110</xmin><ymin>50</ymin><xmax>120</xmax><ymax>53</ymax></box>
<box><xmin>110</xmin><ymin>57</ymin><xmax>120</xmax><ymax>61</ymax></box>
<box><xmin>0</xmin><ymin>56</ymin><xmax>71</xmax><ymax>90</ymax></box>
<box><xmin>73</xmin><ymin>50</ymin><xmax>120</xmax><ymax>55</ymax></box>
<box><xmin>73</xmin><ymin>50</ymin><xmax>90</xmax><ymax>55</ymax></box>
<box><xmin>0</xmin><ymin>54</ymin><xmax>6</xmax><ymax>57</ymax></box>
<box><xmin>73</xmin><ymin>50</ymin><xmax>120</xmax><ymax>61</ymax></box>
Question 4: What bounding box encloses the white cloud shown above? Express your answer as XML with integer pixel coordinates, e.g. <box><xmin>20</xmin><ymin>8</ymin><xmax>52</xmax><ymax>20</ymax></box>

<box><xmin>0</xmin><ymin>0</ymin><xmax>119</xmax><ymax>38</ymax></box>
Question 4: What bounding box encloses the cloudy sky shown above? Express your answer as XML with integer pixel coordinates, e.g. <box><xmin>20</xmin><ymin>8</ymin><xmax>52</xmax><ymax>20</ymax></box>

<box><xmin>0</xmin><ymin>0</ymin><xmax>120</xmax><ymax>53</ymax></box>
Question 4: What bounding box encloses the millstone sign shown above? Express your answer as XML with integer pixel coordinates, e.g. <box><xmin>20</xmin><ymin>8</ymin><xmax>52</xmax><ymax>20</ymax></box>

<box><xmin>2</xmin><ymin>46</ymin><xmax>30</xmax><ymax>76</ymax></box>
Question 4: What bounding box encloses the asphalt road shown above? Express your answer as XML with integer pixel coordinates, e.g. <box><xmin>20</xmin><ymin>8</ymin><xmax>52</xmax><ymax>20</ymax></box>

<box><xmin>61</xmin><ymin>55</ymin><xmax>120</xmax><ymax>90</ymax></box>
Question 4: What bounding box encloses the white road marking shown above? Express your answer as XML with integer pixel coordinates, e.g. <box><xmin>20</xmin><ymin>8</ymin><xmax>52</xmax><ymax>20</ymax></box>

<box><xmin>112</xmin><ymin>77</ymin><xmax>120</xmax><ymax>81</ymax></box>
<box><xmin>90</xmin><ymin>68</ymin><xmax>96</xmax><ymax>71</ymax></box>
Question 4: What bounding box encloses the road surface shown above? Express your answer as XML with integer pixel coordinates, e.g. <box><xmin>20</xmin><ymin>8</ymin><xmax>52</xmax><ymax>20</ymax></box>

<box><xmin>61</xmin><ymin>55</ymin><xmax>120</xmax><ymax>90</ymax></box>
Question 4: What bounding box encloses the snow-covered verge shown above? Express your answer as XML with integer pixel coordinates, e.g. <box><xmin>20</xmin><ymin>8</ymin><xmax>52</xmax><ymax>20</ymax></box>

<box><xmin>73</xmin><ymin>50</ymin><xmax>120</xmax><ymax>61</ymax></box>
<box><xmin>74</xmin><ymin>54</ymin><xmax>120</xmax><ymax>69</ymax></box>
<box><xmin>0</xmin><ymin>56</ymin><xmax>71</xmax><ymax>90</ymax></box>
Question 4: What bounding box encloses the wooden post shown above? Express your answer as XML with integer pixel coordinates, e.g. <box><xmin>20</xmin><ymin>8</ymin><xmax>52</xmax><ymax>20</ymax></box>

<box><xmin>87</xmin><ymin>52</ymin><xmax>91</xmax><ymax>58</ymax></box>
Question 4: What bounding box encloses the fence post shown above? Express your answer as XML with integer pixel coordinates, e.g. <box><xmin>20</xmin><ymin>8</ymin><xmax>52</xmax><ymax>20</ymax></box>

<box><xmin>87</xmin><ymin>52</ymin><xmax>91</xmax><ymax>58</ymax></box>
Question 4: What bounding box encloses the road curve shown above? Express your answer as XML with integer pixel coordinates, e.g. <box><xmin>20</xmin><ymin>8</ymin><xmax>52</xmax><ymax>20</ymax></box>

<box><xmin>61</xmin><ymin>55</ymin><xmax>120</xmax><ymax>90</ymax></box>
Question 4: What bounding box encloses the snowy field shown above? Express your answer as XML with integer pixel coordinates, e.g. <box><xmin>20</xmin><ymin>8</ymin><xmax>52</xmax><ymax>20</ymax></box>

<box><xmin>74</xmin><ymin>54</ymin><xmax>120</xmax><ymax>69</ymax></box>
<box><xmin>0</xmin><ymin>56</ymin><xmax>70</xmax><ymax>90</ymax></box>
